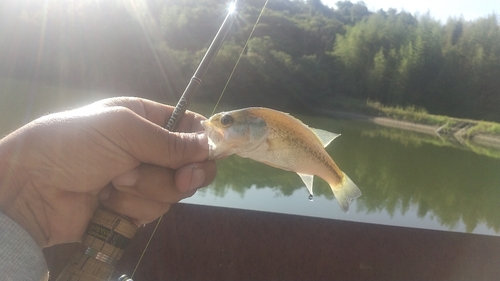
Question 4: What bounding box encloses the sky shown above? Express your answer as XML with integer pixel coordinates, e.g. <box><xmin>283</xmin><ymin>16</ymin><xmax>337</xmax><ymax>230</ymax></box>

<box><xmin>322</xmin><ymin>0</ymin><xmax>499</xmax><ymax>22</ymax></box>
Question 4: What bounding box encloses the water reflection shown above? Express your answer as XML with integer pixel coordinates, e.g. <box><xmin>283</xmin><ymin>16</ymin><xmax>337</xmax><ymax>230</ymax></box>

<box><xmin>185</xmin><ymin>117</ymin><xmax>500</xmax><ymax>236</ymax></box>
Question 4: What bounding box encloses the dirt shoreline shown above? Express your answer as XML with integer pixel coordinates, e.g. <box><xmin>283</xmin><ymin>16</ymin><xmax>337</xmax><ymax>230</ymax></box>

<box><xmin>316</xmin><ymin>109</ymin><xmax>500</xmax><ymax>150</ymax></box>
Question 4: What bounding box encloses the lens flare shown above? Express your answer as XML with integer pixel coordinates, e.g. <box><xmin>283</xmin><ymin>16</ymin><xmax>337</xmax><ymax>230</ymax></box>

<box><xmin>228</xmin><ymin>1</ymin><xmax>236</xmax><ymax>14</ymax></box>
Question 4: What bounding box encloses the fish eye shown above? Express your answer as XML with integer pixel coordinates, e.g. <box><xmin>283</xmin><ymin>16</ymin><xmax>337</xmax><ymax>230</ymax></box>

<box><xmin>220</xmin><ymin>114</ymin><xmax>234</xmax><ymax>126</ymax></box>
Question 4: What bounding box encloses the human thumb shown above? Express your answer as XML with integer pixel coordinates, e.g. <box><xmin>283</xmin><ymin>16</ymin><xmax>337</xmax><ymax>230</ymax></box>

<box><xmin>101</xmin><ymin>108</ymin><xmax>210</xmax><ymax>169</ymax></box>
<box><xmin>162</xmin><ymin>132</ymin><xmax>210</xmax><ymax>168</ymax></box>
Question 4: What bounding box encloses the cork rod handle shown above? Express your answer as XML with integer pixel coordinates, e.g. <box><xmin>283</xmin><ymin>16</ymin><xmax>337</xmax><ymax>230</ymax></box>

<box><xmin>56</xmin><ymin>209</ymin><xmax>138</xmax><ymax>281</ymax></box>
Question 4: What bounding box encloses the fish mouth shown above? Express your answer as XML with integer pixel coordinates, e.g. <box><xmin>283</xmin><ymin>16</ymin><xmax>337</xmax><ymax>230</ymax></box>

<box><xmin>201</xmin><ymin>120</ymin><xmax>224</xmax><ymax>156</ymax></box>
<box><xmin>201</xmin><ymin>120</ymin><xmax>223</xmax><ymax>141</ymax></box>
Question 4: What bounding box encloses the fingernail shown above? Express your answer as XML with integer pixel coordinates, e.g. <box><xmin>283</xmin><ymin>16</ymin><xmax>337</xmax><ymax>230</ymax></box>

<box><xmin>197</xmin><ymin>132</ymin><xmax>209</xmax><ymax>151</ymax></box>
<box><xmin>189</xmin><ymin>166</ymin><xmax>206</xmax><ymax>191</ymax></box>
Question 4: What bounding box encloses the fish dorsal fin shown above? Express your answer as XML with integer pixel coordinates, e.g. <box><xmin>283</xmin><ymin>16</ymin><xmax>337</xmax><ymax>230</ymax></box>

<box><xmin>311</xmin><ymin>128</ymin><xmax>341</xmax><ymax>148</ymax></box>
<box><xmin>297</xmin><ymin>173</ymin><xmax>314</xmax><ymax>196</ymax></box>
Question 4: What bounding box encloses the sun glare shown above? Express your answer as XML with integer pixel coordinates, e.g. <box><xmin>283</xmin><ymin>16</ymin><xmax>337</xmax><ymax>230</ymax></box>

<box><xmin>227</xmin><ymin>1</ymin><xmax>236</xmax><ymax>14</ymax></box>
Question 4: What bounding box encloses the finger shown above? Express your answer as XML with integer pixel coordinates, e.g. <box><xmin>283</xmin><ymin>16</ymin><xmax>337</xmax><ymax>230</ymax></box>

<box><xmin>133</xmin><ymin>98</ymin><xmax>208</xmax><ymax>132</ymax></box>
<box><xmin>95</xmin><ymin>97</ymin><xmax>207</xmax><ymax>133</ymax></box>
<box><xmin>92</xmin><ymin>107</ymin><xmax>210</xmax><ymax>168</ymax></box>
<box><xmin>175</xmin><ymin>160</ymin><xmax>217</xmax><ymax>193</ymax></box>
<box><xmin>175</xmin><ymin>110</ymin><xmax>207</xmax><ymax>133</ymax></box>
<box><xmin>111</xmin><ymin>164</ymin><xmax>197</xmax><ymax>203</ymax></box>
<box><xmin>99</xmin><ymin>184</ymin><xmax>176</xmax><ymax>225</ymax></box>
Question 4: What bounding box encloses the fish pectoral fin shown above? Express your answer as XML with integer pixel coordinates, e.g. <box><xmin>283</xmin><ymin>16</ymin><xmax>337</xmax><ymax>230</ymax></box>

<box><xmin>297</xmin><ymin>173</ymin><xmax>314</xmax><ymax>196</ymax></box>
<box><xmin>310</xmin><ymin>128</ymin><xmax>341</xmax><ymax>148</ymax></box>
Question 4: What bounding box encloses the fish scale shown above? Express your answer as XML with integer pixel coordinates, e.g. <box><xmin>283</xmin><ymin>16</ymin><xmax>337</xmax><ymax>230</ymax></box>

<box><xmin>266</xmin><ymin>112</ymin><xmax>341</xmax><ymax>181</ymax></box>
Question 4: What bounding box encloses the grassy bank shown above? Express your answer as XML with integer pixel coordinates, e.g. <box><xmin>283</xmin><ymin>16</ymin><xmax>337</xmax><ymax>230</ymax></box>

<box><xmin>324</xmin><ymin>97</ymin><xmax>500</xmax><ymax>137</ymax></box>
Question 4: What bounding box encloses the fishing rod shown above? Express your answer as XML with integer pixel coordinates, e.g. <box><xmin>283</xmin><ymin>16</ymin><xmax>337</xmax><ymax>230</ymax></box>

<box><xmin>165</xmin><ymin>1</ymin><xmax>245</xmax><ymax>131</ymax></box>
<box><xmin>56</xmin><ymin>1</ymin><xmax>245</xmax><ymax>280</ymax></box>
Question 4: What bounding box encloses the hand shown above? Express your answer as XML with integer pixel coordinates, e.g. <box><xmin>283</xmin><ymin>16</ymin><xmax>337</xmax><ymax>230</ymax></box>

<box><xmin>0</xmin><ymin>97</ymin><xmax>216</xmax><ymax>247</ymax></box>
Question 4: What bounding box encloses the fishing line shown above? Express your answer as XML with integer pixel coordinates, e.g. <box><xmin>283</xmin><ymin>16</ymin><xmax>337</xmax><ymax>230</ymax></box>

<box><xmin>211</xmin><ymin>0</ymin><xmax>269</xmax><ymax>115</ymax></box>
<box><xmin>130</xmin><ymin>219</ymin><xmax>160</xmax><ymax>278</ymax></box>
<box><xmin>129</xmin><ymin>1</ymin><xmax>268</xmax><ymax>279</ymax></box>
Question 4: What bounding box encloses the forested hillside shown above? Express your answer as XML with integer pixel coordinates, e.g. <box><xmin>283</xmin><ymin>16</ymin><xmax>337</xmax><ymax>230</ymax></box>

<box><xmin>1</xmin><ymin>0</ymin><xmax>499</xmax><ymax>121</ymax></box>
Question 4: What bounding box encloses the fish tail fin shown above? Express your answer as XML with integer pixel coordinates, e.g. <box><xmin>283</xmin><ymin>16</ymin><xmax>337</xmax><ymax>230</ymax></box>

<box><xmin>330</xmin><ymin>173</ymin><xmax>362</xmax><ymax>213</ymax></box>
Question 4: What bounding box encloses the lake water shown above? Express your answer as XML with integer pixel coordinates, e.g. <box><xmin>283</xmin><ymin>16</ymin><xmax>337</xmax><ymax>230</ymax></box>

<box><xmin>2</xmin><ymin>79</ymin><xmax>499</xmax><ymax>237</ymax></box>
<box><xmin>184</xmin><ymin>111</ymin><xmax>500</xmax><ymax>237</ymax></box>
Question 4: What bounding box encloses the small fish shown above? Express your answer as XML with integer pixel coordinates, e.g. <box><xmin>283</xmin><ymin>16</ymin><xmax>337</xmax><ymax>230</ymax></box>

<box><xmin>201</xmin><ymin>107</ymin><xmax>362</xmax><ymax>213</ymax></box>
